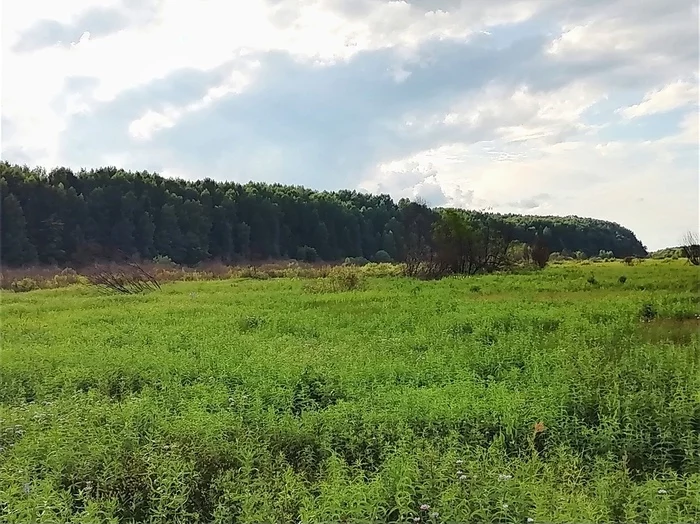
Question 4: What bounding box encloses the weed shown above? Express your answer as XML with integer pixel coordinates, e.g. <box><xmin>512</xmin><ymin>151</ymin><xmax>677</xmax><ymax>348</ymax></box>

<box><xmin>639</xmin><ymin>302</ymin><xmax>658</xmax><ymax>322</ymax></box>
<box><xmin>0</xmin><ymin>261</ymin><xmax>698</xmax><ymax>522</ymax></box>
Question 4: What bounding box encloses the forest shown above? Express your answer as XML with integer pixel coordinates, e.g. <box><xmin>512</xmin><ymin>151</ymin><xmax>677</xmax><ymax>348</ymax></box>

<box><xmin>0</xmin><ymin>162</ymin><xmax>647</xmax><ymax>267</ymax></box>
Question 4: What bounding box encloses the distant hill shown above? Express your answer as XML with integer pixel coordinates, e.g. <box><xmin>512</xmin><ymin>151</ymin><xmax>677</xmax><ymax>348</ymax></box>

<box><xmin>1</xmin><ymin>162</ymin><xmax>647</xmax><ymax>266</ymax></box>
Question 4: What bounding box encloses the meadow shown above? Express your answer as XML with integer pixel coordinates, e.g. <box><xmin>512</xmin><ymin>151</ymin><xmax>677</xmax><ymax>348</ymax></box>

<box><xmin>1</xmin><ymin>261</ymin><xmax>699</xmax><ymax>523</ymax></box>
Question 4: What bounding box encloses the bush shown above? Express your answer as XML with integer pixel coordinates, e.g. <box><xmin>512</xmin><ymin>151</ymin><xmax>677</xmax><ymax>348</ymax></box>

<box><xmin>296</xmin><ymin>246</ymin><xmax>319</xmax><ymax>263</ymax></box>
<box><xmin>373</xmin><ymin>250</ymin><xmax>392</xmax><ymax>263</ymax></box>
<box><xmin>153</xmin><ymin>255</ymin><xmax>176</xmax><ymax>267</ymax></box>
<box><xmin>304</xmin><ymin>267</ymin><xmax>366</xmax><ymax>293</ymax></box>
<box><xmin>343</xmin><ymin>256</ymin><xmax>370</xmax><ymax>267</ymax></box>
<box><xmin>10</xmin><ymin>277</ymin><xmax>39</xmax><ymax>293</ymax></box>
<box><xmin>587</xmin><ymin>274</ymin><xmax>598</xmax><ymax>285</ymax></box>
<box><xmin>639</xmin><ymin>302</ymin><xmax>657</xmax><ymax>322</ymax></box>
<box><xmin>618</xmin><ymin>275</ymin><xmax>627</xmax><ymax>284</ymax></box>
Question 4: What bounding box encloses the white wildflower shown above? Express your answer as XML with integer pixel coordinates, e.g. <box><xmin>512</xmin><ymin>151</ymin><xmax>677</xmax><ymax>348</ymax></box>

<box><xmin>498</xmin><ymin>474</ymin><xmax>513</xmax><ymax>482</ymax></box>
<box><xmin>420</xmin><ymin>504</ymin><xmax>430</xmax><ymax>511</ymax></box>
<box><xmin>658</xmin><ymin>488</ymin><xmax>667</xmax><ymax>494</ymax></box>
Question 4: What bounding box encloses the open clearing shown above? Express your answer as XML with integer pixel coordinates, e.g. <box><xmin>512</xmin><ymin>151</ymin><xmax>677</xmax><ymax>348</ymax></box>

<box><xmin>1</xmin><ymin>261</ymin><xmax>699</xmax><ymax>523</ymax></box>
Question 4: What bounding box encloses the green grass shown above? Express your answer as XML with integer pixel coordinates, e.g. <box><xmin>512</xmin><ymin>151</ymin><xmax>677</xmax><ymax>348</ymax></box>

<box><xmin>1</xmin><ymin>261</ymin><xmax>699</xmax><ymax>523</ymax></box>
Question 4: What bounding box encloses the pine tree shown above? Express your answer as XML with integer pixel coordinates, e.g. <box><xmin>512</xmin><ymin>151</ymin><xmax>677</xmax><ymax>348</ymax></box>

<box><xmin>1</xmin><ymin>194</ymin><xmax>37</xmax><ymax>265</ymax></box>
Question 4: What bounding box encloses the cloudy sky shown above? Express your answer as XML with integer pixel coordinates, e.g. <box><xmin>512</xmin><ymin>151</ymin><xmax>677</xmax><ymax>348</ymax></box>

<box><xmin>2</xmin><ymin>0</ymin><xmax>698</xmax><ymax>249</ymax></box>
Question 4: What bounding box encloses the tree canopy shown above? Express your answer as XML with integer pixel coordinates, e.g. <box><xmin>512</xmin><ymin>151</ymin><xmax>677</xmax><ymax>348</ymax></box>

<box><xmin>0</xmin><ymin>162</ymin><xmax>647</xmax><ymax>267</ymax></box>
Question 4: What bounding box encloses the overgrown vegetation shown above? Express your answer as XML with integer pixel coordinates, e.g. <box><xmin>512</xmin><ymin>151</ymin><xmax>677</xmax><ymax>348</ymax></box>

<box><xmin>681</xmin><ymin>231</ymin><xmax>700</xmax><ymax>266</ymax></box>
<box><xmin>1</xmin><ymin>260</ymin><xmax>698</xmax><ymax>523</ymax></box>
<box><xmin>84</xmin><ymin>262</ymin><xmax>161</xmax><ymax>295</ymax></box>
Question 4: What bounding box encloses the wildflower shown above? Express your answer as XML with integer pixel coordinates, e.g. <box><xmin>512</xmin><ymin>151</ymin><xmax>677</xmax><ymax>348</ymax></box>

<box><xmin>502</xmin><ymin>503</ymin><xmax>509</xmax><ymax>509</ymax></box>
<box><xmin>527</xmin><ymin>519</ymin><xmax>534</xmax><ymax>523</ymax></box>
<box><xmin>456</xmin><ymin>459</ymin><xmax>463</xmax><ymax>465</ymax></box>
<box><xmin>420</xmin><ymin>504</ymin><xmax>430</xmax><ymax>511</ymax></box>
<box><xmin>658</xmin><ymin>488</ymin><xmax>667</xmax><ymax>494</ymax></box>
<box><xmin>456</xmin><ymin>470</ymin><xmax>463</xmax><ymax>475</ymax></box>
<box><xmin>413</xmin><ymin>518</ymin><xmax>421</xmax><ymax>523</ymax></box>
<box><xmin>498</xmin><ymin>474</ymin><xmax>513</xmax><ymax>482</ymax></box>
<box><xmin>459</xmin><ymin>474</ymin><xmax>467</xmax><ymax>480</ymax></box>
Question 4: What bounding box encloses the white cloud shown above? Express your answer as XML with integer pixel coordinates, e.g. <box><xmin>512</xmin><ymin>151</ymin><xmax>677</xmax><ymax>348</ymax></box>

<box><xmin>1</xmin><ymin>0</ymin><xmax>698</xmax><ymax>249</ymax></box>
<box><xmin>618</xmin><ymin>80</ymin><xmax>699</xmax><ymax>119</ymax></box>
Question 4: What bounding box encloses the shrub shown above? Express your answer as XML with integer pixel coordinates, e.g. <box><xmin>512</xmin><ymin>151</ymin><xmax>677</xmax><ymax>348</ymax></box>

<box><xmin>343</xmin><ymin>256</ymin><xmax>370</xmax><ymax>267</ymax></box>
<box><xmin>296</xmin><ymin>246</ymin><xmax>318</xmax><ymax>263</ymax></box>
<box><xmin>373</xmin><ymin>250</ymin><xmax>392</xmax><ymax>263</ymax></box>
<box><xmin>238</xmin><ymin>315</ymin><xmax>264</xmax><ymax>331</ymax></box>
<box><xmin>623</xmin><ymin>257</ymin><xmax>634</xmax><ymax>266</ymax></box>
<box><xmin>329</xmin><ymin>267</ymin><xmax>364</xmax><ymax>291</ymax></box>
<box><xmin>304</xmin><ymin>266</ymin><xmax>366</xmax><ymax>293</ymax></box>
<box><xmin>10</xmin><ymin>277</ymin><xmax>39</xmax><ymax>293</ymax></box>
<box><xmin>587</xmin><ymin>274</ymin><xmax>598</xmax><ymax>285</ymax></box>
<box><xmin>639</xmin><ymin>302</ymin><xmax>657</xmax><ymax>322</ymax></box>
<box><xmin>153</xmin><ymin>255</ymin><xmax>176</xmax><ymax>267</ymax></box>
<box><xmin>618</xmin><ymin>275</ymin><xmax>627</xmax><ymax>284</ymax></box>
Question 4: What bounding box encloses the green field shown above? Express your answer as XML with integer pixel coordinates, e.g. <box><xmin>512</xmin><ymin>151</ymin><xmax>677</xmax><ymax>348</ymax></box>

<box><xmin>1</xmin><ymin>261</ymin><xmax>699</xmax><ymax>523</ymax></box>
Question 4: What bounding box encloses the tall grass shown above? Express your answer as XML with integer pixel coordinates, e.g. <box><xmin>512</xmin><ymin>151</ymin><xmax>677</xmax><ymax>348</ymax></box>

<box><xmin>0</xmin><ymin>261</ymin><xmax>698</xmax><ymax>523</ymax></box>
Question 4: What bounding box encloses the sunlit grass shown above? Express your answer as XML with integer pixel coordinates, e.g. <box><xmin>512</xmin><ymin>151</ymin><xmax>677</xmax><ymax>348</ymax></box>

<box><xmin>1</xmin><ymin>260</ymin><xmax>699</xmax><ymax>523</ymax></box>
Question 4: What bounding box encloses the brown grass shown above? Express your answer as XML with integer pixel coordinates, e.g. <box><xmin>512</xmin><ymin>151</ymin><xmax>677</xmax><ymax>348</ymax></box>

<box><xmin>0</xmin><ymin>260</ymin><xmax>400</xmax><ymax>292</ymax></box>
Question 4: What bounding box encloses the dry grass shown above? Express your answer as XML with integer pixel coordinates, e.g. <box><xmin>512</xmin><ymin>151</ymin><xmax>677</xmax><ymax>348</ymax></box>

<box><xmin>0</xmin><ymin>260</ymin><xmax>401</xmax><ymax>292</ymax></box>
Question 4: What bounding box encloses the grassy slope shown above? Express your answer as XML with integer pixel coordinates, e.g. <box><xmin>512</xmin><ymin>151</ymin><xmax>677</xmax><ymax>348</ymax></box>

<box><xmin>1</xmin><ymin>261</ymin><xmax>699</xmax><ymax>523</ymax></box>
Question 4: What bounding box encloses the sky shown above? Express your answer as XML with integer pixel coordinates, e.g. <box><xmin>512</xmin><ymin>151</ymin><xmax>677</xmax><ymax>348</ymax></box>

<box><xmin>1</xmin><ymin>0</ymin><xmax>699</xmax><ymax>250</ymax></box>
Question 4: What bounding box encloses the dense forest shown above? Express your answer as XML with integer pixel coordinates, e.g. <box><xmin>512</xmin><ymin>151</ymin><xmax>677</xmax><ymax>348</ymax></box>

<box><xmin>0</xmin><ymin>162</ymin><xmax>647</xmax><ymax>267</ymax></box>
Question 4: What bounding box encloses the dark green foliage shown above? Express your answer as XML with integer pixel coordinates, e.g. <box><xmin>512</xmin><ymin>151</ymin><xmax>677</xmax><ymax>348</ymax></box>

<box><xmin>1</xmin><ymin>162</ymin><xmax>647</xmax><ymax>267</ymax></box>
<box><xmin>343</xmin><ymin>256</ymin><xmax>370</xmax><ymax>266</ymax></box>
<box><xmin>639</xmin><ymin>302</ymin><xmax>658</xmax><ymax>322</ymax></box>
<box><xmin>295</xmin><ymin>246</ymin><xmax>318</xmax><ymax>263</ymax></box>
<box><xmin>1</xmin><ymin>194</ymin><xmax>37</xmax><ymax>265</ymax></box>
<box><xmin>530</xmin><ymin>234</ymin><xmax>550</xmax><ymax>269</ymax></box>
<box><xmin>373</xmin><ymin>249</ymin><xmax>392</xmax><ymax>263</ymax></box>
<box><xmin>619</xmin><ymin>275</ymin><xmax>627</xmax><ymax>284</ymax></box>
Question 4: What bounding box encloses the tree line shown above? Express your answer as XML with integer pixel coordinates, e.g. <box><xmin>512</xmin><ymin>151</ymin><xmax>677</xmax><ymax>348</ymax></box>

<box><xmin>0</xmin><ymin>162</ymin><xmax>647</xmax><ymax>268</ymax></box>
